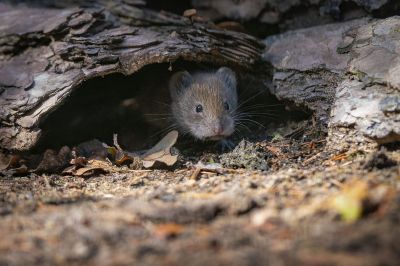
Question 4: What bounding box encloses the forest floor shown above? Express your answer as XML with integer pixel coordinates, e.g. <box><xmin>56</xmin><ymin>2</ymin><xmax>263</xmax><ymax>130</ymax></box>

<box><xmin>1</xmin><ymin>118</ymin><xmax>399</xmax><ymax>266</ymax></box>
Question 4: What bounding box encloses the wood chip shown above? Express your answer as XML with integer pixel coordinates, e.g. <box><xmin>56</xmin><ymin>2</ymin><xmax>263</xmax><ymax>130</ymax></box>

<box><xmin>183</xmin><ymin>9</ymin><xmax>196</xmax><ymax>17</ymax></box>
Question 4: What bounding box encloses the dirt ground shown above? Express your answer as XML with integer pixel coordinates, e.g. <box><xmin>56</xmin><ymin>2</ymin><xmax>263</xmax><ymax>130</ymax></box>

<box><xmin>0</xmin><ymin>118</ymin><xmax>399</xmax><ymax>266</ymax></box>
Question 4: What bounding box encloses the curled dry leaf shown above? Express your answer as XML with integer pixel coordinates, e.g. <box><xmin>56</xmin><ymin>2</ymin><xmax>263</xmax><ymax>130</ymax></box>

<box><xmin>115</xmin><ymin>153</ymin><xmax>134</xmax><ymax>166</ymax></box>
<box><xmin>34</xmin><ymin>146</ymin><xmax>71</xmax><ymax>174</ymax></box>
<box><xmin>105</xmin><ymin>131</ymin><xmax>179</xmax><ymax>169</ymax></box>
<box><xmin>74</xmin><ymin>166</ymin><xmax>108</xmax><ymax>177</ymax></box>
<box><xmin>2</xmin><ymin>164</ymin><xmax>29</xmax><ymax>176</ymax></box>
<box><xmin>110</xmin><ymin>134</ymin><xmax>141</xmax><ymax>167</ymax></box>
<box><xmin>64</xmin><ymin>159</ymin><xmax>110</xmax><ymax>177</ymax></box>
<box><xmin>0</xmin><ymin>153</ymin><xmax>21</xmax><ymax>171</ymax></box>
<box><xmin>141</xmin><ymin>130</ymin><xmax>179</xmax><ymax>168</ymax></box>
<box><xmin>12</xmin><ymin>165</ymin><xmax>29</xmax><ymax>175</ymax></box>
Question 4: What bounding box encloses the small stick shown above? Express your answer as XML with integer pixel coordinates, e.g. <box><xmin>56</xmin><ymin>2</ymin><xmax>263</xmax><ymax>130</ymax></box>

<box><xmin>303</xmin><ymin>152</ymin><xmax>322</xmax><ymax>165</ymax></box>
<box><xmin>113</xmin><ymin>133</ymin><xmax>123</xmax><ymax>152</ymax></box>
<box><xmin>190</xmin><ymin>167</ymin><xmax>202</xmax><ymax>180</ymax></box>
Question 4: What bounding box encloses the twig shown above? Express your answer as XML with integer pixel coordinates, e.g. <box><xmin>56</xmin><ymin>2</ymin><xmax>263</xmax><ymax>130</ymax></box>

<box><xmin>302</xmin><ymin>152</ymin><xmax>322</xmax><ymax>165</ymax></box>
<box><xmin>113</xmin><ymin>133</ymin><xmax>123</xmax><ymax>152</ymax></box>
<box><xmin>190</xmin><ymin>167</ymin><xmax>202</xmax><ymax>180</ymax></box>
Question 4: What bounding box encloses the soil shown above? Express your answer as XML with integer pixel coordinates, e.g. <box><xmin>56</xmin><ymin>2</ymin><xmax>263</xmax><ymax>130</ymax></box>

<box><xmin>1</xmin><ymin>118</ymin><xmax>399</xmax><ymax>266</ymax></box>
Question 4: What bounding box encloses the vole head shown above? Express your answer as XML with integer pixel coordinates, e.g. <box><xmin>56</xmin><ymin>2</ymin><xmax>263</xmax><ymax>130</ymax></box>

<box><xmin>169</xmin><ymin>67</ymin><xmax>237</xmax><ymax>140</ymax></box>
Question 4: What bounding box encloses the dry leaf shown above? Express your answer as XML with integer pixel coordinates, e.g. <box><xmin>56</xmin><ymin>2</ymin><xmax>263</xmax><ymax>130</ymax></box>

<box><xmin>115</xmin><ymin>153</ymin><xmax>134</xmax><ymax>166</ymax></box>
<box><xmin>141</xmin><ymin>130</ymin><xmax>178</xmax><ymax>168</ymax></box>
<box><xmin>34</xmin><ymin>146</ymin><xmax>71</xmax><ymax>174</ymax></box>
<box><xmin>64</xmin><ymin>159</ymin><xmax>110</xmax><ymax>177</ymax></box>
<box><xmin>110</xmin><ymin>134</ymin><xmax>141</xmax><ymax>167</ymax></box>
<box><xmin>9</xmin><ymin>164</ymin><xmax>29</xmax><ymax>176</ymax></box>
<box><xmin>108</xmin><ymin>131</ymin><xmax>178</xmax><ymax>169</ymax></box>
<box><xmin>87</xmin><ymin>159</ymin><xmax>112</xmax><ymax>168</ymax></box>
<box><xmin>74</xmin><ymin>166</ymin><xmax>107</xmax><ymax>177</ymax></box>
<box><xmin>0</xmin><ymin>154</ymin><xmax>20</xmax><ymax>171</ymax></box>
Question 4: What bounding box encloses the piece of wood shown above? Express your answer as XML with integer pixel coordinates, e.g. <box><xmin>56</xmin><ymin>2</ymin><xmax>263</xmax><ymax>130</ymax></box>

<box><xmin>0</xmin><ymin>1</ymin><xmax>265</xmax><ymax>151</ymax></box>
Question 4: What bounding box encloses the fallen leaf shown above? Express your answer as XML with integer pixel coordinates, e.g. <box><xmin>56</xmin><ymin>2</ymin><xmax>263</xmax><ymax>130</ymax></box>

<box><xmin>34</xmin><ymin>146</ymin><xmax>71</xmax><ymax>174</ymax></box>
<box><xmin>86</xmin><ymin>159</ymin><xmax>112</xmax><ymax>168</ymax></box>
<box><xmin>74</xmin><ymin>166</ymin><xmax>107</xmax><ymax>177</ymax></box>
<box><xmin>0</xmin><ymin>154</ymin><xmax>20</xmax><ymax>171</ymax></box>
<box><xmin>64</xmin><ymin>159</ymin><xmax>110</xmax><ymax>177</ymax></box>
<box><xmin>115</xmin><ymin>153</ymin><xmax>134</xmax><ymax>166</ymax></box>
<box><xmin>9</xmin><ymin>164</ymin><xmax>28</xmax><ymax>176</ymax></box>
<box><xmin>141</xmin><ymin>130</ymin><xmax>178</xmax><ymax>168</ymax></box>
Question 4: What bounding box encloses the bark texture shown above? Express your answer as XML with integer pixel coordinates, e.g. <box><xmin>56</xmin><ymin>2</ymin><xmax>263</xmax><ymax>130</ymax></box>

<box><xmin>192</xmin><ymin>0</ymin><xmax>400</xmax><ymax>32</ymax></box>
<box><xmin>0</xmin><ymin>1</ymin><xmax>264</xmax><ymax>151</ymax></box>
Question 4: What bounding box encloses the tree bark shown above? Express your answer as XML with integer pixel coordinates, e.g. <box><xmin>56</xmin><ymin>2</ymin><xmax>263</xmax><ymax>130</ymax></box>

<box><xmin>0</xmin><ymin>1</ymin><xmax>265</xmax><ymax>151</ymax></box>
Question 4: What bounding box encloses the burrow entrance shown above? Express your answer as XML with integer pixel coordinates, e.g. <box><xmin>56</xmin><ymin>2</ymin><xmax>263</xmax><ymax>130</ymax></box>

<box><xmin>34</xmin><ymin>62</ymin><xmax>312</xmax><ymax>153</ymax></box>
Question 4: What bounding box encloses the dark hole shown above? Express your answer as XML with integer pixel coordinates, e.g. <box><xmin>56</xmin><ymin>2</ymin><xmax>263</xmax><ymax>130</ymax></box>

<box><xmin>145</xmin><ymin>0</ymin><xmax>192</xmax><ymax>16</ymax></box>
<box><xmin>34</xmin><ymin>62</ymin><xmax>311</xmax><ymax>152</ymax></box>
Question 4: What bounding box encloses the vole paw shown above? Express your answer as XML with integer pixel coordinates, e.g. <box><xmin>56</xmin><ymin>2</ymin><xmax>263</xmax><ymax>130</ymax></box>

<box><xmin>216</xmin><ymin>139</ymin><xmax>235</xmax><ymax>152</ymax></box>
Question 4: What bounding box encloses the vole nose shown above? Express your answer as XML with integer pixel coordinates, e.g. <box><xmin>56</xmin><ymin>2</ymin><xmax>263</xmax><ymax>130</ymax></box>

<box><xmin>213</xmin><ymin>123</ymin><xmax>224</xmax><ymax>135</ymax></box>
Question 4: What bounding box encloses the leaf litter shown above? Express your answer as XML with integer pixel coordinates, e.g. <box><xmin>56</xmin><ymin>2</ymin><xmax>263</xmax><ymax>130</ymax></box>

<box><xmin>1</xmin><ymin>130</ymin><xmax>180</xmax><ymax>177</ymax></box>
<box><xmin>0</xmin><ymin>119</ymin><xmax>399</xmax><ymax>265</ymax></box>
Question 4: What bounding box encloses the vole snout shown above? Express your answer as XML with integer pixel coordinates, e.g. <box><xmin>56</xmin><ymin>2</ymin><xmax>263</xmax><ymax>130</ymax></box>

<box><xmin>169</xmin><ymin>67</ymin><xmax>238</xmax><ymax>141</ymax></box>
<box><xmin>209</xmin><ymin>117</ymin><xmax>235</xmax><ymax>139</ymax></box>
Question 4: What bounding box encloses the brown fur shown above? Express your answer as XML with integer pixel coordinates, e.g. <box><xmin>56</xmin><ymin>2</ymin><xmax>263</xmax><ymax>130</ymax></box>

<box><xmin>169</xmin><ymin>67</ymin><xmax>237</xmax><ymax>140</ymax></box>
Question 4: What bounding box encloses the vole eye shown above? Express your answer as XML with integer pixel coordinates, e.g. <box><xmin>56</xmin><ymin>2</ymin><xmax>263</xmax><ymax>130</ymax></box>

<box><xmin>195</xmin><ymin>104</ymin><xmax>203</xmax><ymax>113</ymax></box>
<box><xmin>224</xmin><ymin>102</ymin><xmax>230</xmax><ymax>110</ymax></box>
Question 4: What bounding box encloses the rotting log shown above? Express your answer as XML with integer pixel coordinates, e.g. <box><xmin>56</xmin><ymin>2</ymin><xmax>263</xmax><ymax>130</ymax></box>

<box><xmin>1</xmin><ymin>1</ymin><xmax>399</xmax><ymax>153</ymax></box>
<box><xmin>0</xmin><ymin>1</ymin><xmax>265</xmax><ymax>151</ymax></box>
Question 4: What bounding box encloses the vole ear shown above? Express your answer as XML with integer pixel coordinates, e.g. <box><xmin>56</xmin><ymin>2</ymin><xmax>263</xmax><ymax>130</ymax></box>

<box><xmin>216</xmin><ymin>67</ymin><xmax>236</xmax><ymax>91</ymax></box>
<box><xmin>169</xmin><ymin>71</ymin><xmax>193</xmax><ymax>99</ymax></box>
